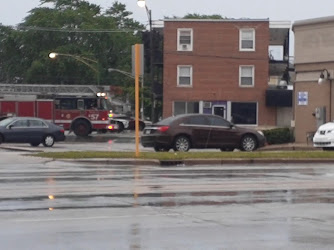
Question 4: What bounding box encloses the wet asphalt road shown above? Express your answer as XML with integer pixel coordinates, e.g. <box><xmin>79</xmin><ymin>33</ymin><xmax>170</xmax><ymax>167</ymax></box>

<box><xmin>1</xmin><ymin>150</ymin><xmax>334</xmax><ymax>249</ymax></box>
<box><xmin>0</xmin><ymin>131</ymin><xmax>154</xmax><ymax>152</ymax></box>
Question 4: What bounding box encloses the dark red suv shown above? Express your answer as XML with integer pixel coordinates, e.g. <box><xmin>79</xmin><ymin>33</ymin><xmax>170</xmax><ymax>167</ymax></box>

<box><xmin>141</xmin><ymin>114</ymin><xmax>266</xmax><ymax>152</ymax></box>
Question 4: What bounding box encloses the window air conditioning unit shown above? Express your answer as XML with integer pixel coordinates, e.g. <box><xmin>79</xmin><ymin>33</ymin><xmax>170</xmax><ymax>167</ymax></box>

<box><xmin>181</xmin><ymin>44</ymin><xmax>190</xmax><ymax>51</ymax></box>
<box><xmin>203</xmin><ymin>101</ymin><xmax>212</xmax><ymax>108</ymax></box>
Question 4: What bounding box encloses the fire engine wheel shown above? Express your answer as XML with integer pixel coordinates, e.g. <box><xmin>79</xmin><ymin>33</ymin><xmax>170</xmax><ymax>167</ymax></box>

<box><xmin>73</xmin><ymin>120</ymin><xmax>91</xmax><ymax>136</ymax></box>
<box><xmin>42</xmin><ymin>135</ymin><xmax>55</xmax><ymax>147</ymax></box>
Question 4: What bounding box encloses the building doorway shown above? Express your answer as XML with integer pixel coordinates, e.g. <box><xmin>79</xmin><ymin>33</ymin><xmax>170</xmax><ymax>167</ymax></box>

<box><xmin>212</xmin><ymin>105</ymin><xmax>226</xmax><ymax>118</ymax></box>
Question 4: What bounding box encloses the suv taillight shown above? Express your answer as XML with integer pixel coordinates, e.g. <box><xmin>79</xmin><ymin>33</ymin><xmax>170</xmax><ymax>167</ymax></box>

<box><xmin>158</xmin><ymin>126</ymin><xmax>170</xmax><ymax>132</ymax></box>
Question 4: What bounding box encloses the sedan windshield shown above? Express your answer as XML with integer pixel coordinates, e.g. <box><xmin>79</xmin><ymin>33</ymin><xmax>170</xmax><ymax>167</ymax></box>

<box><xmin>0</xmin><ymin>118</ymin><xmax>15</xmax><ymax>127</ymax></box>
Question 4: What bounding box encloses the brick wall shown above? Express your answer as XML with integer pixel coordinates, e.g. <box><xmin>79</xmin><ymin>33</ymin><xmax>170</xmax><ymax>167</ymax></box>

<box><xmin>163</xmin><ymin>20</ymin><xmax>276</xmax><ymax>126</ymax></box>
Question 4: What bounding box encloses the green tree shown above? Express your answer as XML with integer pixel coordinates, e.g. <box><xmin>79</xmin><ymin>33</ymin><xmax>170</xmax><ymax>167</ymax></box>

<box><xmin>0</xmin><ymin>0</ymin><xmax>144</xmax><ymax>88</ymax></box>
<box><xmin>183</xmin><ymin>13</ymin><xmax>227</xmax><ymax>19</ymax></box>
<box><xmin>0</xmin><ymin>25</ymin><xmax>26</xmax><ymax>82</ymax></box>
<box><xmin>165</xmin><ymin>14</ymin><xmax>227</xmax><ymax>19</ymax></box>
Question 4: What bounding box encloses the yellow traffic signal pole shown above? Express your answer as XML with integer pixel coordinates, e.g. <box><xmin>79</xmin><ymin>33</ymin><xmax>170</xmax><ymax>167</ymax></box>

<box><xmin>135</xmin><ymin>44</ymin><xmax>141</xmax><ymax>157</ymax></box>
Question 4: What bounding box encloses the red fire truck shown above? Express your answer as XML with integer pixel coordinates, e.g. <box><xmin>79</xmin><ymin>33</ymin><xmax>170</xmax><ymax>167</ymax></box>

<box><xmin>0</xmin><ymin>84</ymin><xmax>117</xmax><ymax>136</ymax></box>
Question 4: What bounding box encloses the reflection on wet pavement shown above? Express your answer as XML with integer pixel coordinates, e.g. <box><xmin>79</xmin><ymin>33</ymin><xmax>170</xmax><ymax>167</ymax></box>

<box><xmin>0</xmin><ymin>163</ymin><xmax>334</xmax><ymax>212</ymax></box>
<box><xmin>1</xmin><ymin>188</ymin><xmax>334</xmax><ymax>212</ymax></box>
<box><xmin>2</xmin><ymin>158</ymin><xmax>334</xmax><ymax>249</ymax></box>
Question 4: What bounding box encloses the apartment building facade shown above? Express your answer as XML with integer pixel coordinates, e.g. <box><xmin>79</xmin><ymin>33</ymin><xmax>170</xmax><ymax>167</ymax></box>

<box><xmin>163</xmin><ymin>19</ymin><xmax>291</xmax><ymax>128</ymax></box>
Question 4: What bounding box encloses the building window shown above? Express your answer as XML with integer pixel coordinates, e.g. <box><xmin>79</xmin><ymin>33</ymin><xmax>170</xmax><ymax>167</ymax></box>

<box><xmin>240</xmin><ymin>29</ymin><xmax>255</xmax><ymax>51</ymax></box>
<box><xmin>177</xmin><ymin>28</ymin><xmax>193</xmax><ymax>51</ymax></box>
<box><xmin>231</xmin><ymin>102</ymin><xmax>257</xmax><ymax>125</ymax></box>
<box><xmin>177</xmin><ymin>66</ymin><xmax>192</xmax><ymax>87</ymax></box>
<box><xmin>239</xmin><ymin>66</ymin><xmax>254</xmax><ymax>87</ymax></box>
<box><xmin>174</xmin><ymin>101</ymin><xmax>199</xmax><ymax>116</ymax></box>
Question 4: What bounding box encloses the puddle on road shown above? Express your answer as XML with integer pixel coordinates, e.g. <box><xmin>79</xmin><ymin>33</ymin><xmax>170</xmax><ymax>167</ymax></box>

<box><xmin>2</xmin><ymin>188</ymin><xmax>334</xmax><ymax>212</ymax></box>
<box><xmin>0</xmin><ymin>167</ymin><xmax>324</xmax><ymax>184</ymax></box>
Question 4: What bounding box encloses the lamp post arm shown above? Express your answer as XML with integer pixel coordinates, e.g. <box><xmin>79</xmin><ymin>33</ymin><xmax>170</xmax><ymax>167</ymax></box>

<box><xmin>49</xmin><ymin>52</ymin><xmax>100</xmax><ymax>85</ymax></box>
<box><xmin>108</xmin><ymin>68</ymin><xmax>136</xmax><ymax>79</ymax></box>
<box><xmin>69</xmin><ymin>54</ymin><xmax>100</xmax><ymax>85</ymax></box>
<box><xmin>54</xmin><ymin>53</ymin><xmax>99</xmax><ymax>73</ymax></box>
<box><xmin>71</xmin><ymin>55</ymin><xmax>99</xmax><ymax>74</ymax></box>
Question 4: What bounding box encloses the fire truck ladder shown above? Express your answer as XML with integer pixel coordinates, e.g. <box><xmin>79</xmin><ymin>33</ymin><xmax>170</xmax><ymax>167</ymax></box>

<box><xmin>0</xmin><ymin>84</ymin><xmax>103</xmax><ymax>96</ymax></box>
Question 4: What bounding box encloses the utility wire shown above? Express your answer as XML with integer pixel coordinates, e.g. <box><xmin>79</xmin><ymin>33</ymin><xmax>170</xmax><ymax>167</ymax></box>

<box><xmin>17</xmin><ymin>26</ymin><xmax>137</xmax><ymax>33</ymax></box>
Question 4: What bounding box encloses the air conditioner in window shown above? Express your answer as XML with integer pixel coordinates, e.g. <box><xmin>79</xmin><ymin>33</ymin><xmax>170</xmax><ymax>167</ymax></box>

<box><xmin>181</xmin><ymin>44</ymin><xmax>191</xmax><ymax>51</ymax></box>
<box><xmin>203</xmin><ymin>101</ymin><xmax>212</xmax><ymax>108</ymax></box>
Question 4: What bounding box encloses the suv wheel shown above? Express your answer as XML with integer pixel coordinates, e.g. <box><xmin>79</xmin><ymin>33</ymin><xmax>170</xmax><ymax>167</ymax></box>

<box><xmin>240</xmin><ymin>135</ymin><xmax>257</xmax><ymax>151</ymax></box>
<box><xmin>173</xmin><ymin>136</ymin><xmax>190</xmax><ymax>152</ymax></box>
<box><xmin>43</xmin><ymin>135</ymin><xmax>55</xmax><ymax>147</ymax></box>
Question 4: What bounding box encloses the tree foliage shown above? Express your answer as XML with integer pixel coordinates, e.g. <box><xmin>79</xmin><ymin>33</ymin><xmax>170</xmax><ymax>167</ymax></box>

<box><xmin>165</xmin><ymin>13</ymin><xmax>227</xmax><ymax>19</ymax></box>
<box><xmin>0</xmin><ymin>0</ymin><xmax>144</xmax><ymax>88</ymax></box>
<box><xmin>183</xmin><ymin>13</ymin><xmax>227</xmax><ymax>19</ymax></box>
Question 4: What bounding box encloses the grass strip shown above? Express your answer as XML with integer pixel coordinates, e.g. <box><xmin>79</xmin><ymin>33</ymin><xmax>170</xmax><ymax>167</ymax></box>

<box><xmin>32</xmin><ymin>151</ymin><xmax>334</xmax><ymax>160</ymax></box>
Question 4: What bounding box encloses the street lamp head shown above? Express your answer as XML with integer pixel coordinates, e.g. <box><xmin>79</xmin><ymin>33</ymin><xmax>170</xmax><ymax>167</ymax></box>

<box><xmin>137</xmin><ymin>0</ymin><xmax>146</xmax><ymax>8</ymax></box>
<box><xmin>49</xmin><ymin>52</ymin><xmax>58</xmax><ymax>59</ymax></box>
<box><xmin>318</xmin><ymin>72</ymin><xmax>326</xmax><ymax>85</ymax></box>
<box><xmin>318</xmin><ymin>69</ymin><xmax>331</xmax><ymax>85</ymax></box>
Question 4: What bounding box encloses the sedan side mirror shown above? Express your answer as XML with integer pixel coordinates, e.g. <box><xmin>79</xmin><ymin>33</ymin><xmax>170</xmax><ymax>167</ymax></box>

<box><xmin>8</xmin><ymin>125</ymin><xmax>13</xmax><ymax>129</ymax></box>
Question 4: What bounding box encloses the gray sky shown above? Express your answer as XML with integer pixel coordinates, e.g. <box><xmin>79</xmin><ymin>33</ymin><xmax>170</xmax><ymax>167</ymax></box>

<box><xmin>2</xmin><ymin>0</ymin><xmax>334</xmax><ymax>27</ymax></box>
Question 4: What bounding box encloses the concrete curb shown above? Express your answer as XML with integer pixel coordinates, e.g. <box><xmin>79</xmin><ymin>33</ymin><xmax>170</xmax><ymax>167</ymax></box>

<box><xmin>58</xmin><ymin>158</ymin><xmax>334</xmax><ymax>166</ymax></box>
<box><xmin>0</xmin><ymin>145</ymin><xmax>43</xmax><ymax>152</ymax></box>
<box><xmin>59</xmin><ymin>158</ymin><xmax>161</xmax><ymax>166</ymax></box>
<box><xmin>2</xmin><ymin>144</ymin><xmax>333</xmax><ymax>165</ymax></box>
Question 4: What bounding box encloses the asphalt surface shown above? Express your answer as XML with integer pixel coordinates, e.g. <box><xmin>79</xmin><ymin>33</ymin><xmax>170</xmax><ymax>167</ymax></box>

<box><xmin>1</xmin><ymin>135</ymin><xmax>334</xmax><ymax>249</ymax></box>
<box><xmin>1</xmin><ymin>153</ymin><xmax>334</xmax><ymax>249</ymax></box>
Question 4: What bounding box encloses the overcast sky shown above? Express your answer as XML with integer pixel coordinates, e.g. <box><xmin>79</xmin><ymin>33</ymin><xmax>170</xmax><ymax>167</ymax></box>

<box><xmin>2</xmin><ymin>0</ymin><xmax>334</xmax><ymax>27</ymax></box>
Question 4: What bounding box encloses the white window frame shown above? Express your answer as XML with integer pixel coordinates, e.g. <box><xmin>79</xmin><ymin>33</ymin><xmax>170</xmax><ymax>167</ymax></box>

<box><xmin>173</xmin><ymin>101</ymin><xmax>200</xmax><ymax>116</ymax></box>
<box><xmin>239</xmin><ymin>65</ymin><xmax>255</xmax><ymax>87</ymax></box>
<box><xmin>177</xmin><ymin>65</ymin><xmax>193</xmax><ymax>87</ymax></box>
<box><xmin>177</xmin><ymin>28</ymin><xmax>193</xmax><ymax>51</ymax></box>
<box><xmin>239</xmin><ymin>29</ymin><xmax>255</xmax><ymax>51</ymax></box>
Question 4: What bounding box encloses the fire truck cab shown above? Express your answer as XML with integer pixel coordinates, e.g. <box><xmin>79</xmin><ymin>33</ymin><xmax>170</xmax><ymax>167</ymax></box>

<box><xmin>0</xmin><ymin>84</ymin><xmax>117</xmax><ymax>136</ymax></box>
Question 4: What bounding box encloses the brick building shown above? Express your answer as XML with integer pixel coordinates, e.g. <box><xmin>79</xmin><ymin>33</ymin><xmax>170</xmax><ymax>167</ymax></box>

<box><xmin>162</xmin><ymin>19</ymin><xmax>291</xmax><ymax>128</ymax></box>
<box><xmin>293</xmin><ymin>16</ymin><xmax>334</xmax><ymax>143</ymax></box>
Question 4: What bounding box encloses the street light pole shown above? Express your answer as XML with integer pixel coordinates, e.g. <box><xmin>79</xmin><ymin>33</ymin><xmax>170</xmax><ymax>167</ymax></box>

<box><xmin>49</xmin><ymin>52</ymin><xmax>100</xmax><ymax>85</ymax></box>
<box><xmin>108</xmin><ymin>68</ymin><xmax>145</xmax><ymax>120</ymax></box>
<box><xmin>137</xmin><ymin>0</ymin><xmax>155</xmax><ymax>122</ymax></box>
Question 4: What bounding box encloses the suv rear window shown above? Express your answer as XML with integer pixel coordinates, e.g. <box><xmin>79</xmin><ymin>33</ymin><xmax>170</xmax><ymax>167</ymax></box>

<box><xmin>157</xmin><ymin>116</ymin><xmax>178</xmax><ymax>125</ymax></box>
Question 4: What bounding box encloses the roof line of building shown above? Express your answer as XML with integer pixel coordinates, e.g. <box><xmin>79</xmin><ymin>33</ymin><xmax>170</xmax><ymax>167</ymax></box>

<box><xmin>269</xmin><ymin>21</ymin><xmax>291</xmax><ymax>29</ymax></box>
<box><xmin>162</xmin><ymin>19</ymin><xmax>291</xmax><ymax>28</ymax></box>
<box><xmin>293</xmin><ymin>15</ymin><xmax>334</xmax><ymax>30</ymax></box>
<box><xmin>163</xmin><ymin>18</ymin><xmax>269</xmax><ymax>22</ymax></box>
